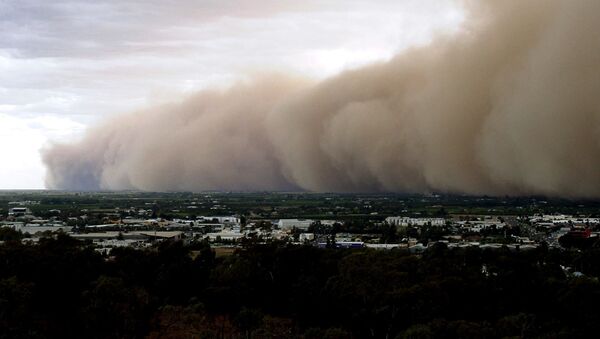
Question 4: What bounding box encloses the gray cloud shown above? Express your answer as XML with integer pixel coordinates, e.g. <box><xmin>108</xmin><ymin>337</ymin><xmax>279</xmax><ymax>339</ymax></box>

<box><xmin>42</xmin><ymin>0</ymin><xmax>600</xmax><ymax>197</ymax></box>
<box><xmin>1</xmin><ymin>0</ymin><xmax>457</xmax><ymax>121</ymax></box>
<box><xmin>1</xmin><ymin>0</ymin><xmax>444</xmax><ymax>58</ymax></box>
<box><xmin>0</xmin><ymin>0</ymin><xmax>300</xmax><ymax>58</ymax></box>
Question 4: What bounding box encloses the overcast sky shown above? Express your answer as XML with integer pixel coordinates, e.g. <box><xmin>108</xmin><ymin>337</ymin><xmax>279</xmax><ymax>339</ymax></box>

<box><xmin>0</xmin><ymin>0</ymin><xmax>463</xmax><ymax>189</ymax></box>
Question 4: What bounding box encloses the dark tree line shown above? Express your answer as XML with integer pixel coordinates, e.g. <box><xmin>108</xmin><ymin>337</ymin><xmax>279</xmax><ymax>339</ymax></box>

<box><xmin>1</xmin><ymin>234</ymin><xmax>600</xmax><ymax>338</ymax></box>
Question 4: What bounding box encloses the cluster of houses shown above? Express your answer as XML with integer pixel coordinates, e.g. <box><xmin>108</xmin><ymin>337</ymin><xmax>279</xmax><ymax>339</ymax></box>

<box><xmin>530</xmin><ymin>214</ymin><xmax>600</xmax><ymax>227</ymax></box>
<box><xmin>2</xmin><ymin>199</ymin><xmax>599</xmax><ymax>254</ymax></box>
<box><xmin>529</xmin><ymin>214</ymin><xmax>600</xmax><ymax>246</ymax></box>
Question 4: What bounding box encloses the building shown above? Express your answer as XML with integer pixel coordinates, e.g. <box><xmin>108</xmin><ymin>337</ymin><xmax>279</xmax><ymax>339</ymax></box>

<box><xmin>204</xmin><ymin>230</ymin><xmax>245</xmax><ymax>242</ymax></box>
<box><xmin>299</xmin><ymin>233</ymin><xmax>315</xmax><ymax>242</ymax></box>
<box><xmin>8</xmin><ymin>207</ymin><xmax>32</xmax><ymax>217</ymax></box>
<box><xmin>197</xmin><ymin>216</ymin><xmax>240</xmax><ymax>224</ymax></box>
<box><xmin>17</xmin><ymin>225</ymin><xmax>73</xmax><ymax>235</ymax></box>
<box><xmin>385</xmin><ymin>217</ymin><xmax>445</xmax><ymax>227</ymax></box>
<box><xmin>277</xmin><ymin>219</ymin><xmax>314</xmax><ymax>231</ymax></box>
<box><xmin>71</xmin><ymin>231</ymin><xmax>182</xmax><ymax>242</ymax></box>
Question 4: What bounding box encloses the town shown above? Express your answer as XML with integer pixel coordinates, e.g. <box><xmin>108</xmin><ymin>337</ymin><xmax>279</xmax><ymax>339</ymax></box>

<box><xmin>2</xmin><ymin>190</ymin><xmax>600</xmax><ymax>338</ymax></box>
<box><xmin>2</xmin><ymin>191</ymin><xmax>599</xmax><ymax>255</ymax></box>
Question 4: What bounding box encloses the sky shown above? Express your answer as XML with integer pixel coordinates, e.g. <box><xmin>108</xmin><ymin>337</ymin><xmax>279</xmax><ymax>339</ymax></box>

<box><xmin>0</xmin><ymin>0</ymin><xmax>463</xmax><ymax>189</ymax></box>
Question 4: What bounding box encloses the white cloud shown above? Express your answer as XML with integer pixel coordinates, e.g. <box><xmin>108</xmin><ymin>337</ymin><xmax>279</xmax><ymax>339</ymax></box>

<box><xmin>0</xmin><ymin>113</ymin><xmax>85</xmax><ymax>188</ymax></box>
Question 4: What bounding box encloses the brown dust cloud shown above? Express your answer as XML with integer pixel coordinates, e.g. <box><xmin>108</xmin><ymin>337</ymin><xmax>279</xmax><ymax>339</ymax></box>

<box><xmin>43</xmin><ymin>0</ymin><xmax>600</xmax><ymax>197</ymax></box>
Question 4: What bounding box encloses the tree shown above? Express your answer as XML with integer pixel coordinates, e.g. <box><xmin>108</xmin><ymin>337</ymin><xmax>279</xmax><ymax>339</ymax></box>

<box><xmin>234</xmin><ymin>307</ymin><xmax>264</xmax><ymax>339</ymax></box>
<box><xmin>0</xmin><ymin>228</ymin><xmax>22</xmax><ymax>242</ymax></box>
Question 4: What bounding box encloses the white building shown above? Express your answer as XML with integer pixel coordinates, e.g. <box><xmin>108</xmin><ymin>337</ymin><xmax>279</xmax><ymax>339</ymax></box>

<box><xmin>8</xmin><ymin>207</ymin><xmax>31</xmax><ymax>217</ymax></box>
<box><xmin>198</xmin><ymin>216</ymin><xmax>240</xmax><ymax>224</ymax></box>
<box><xmin>385</xmin><ymin>217</ymin><xmax>445</xmax><ymax>227</ymax></box>
<box><xmin>299</xmin><ymin>233</ymin><xmax>315</xmax><ymax>241</ymax></box>
<box><xmin>455</xmin><ymin>220</ymin><xmax>507</xmax><ymax>232</ymax></box>
<box><xmin>17</xmin><ymin>225</ymin><xmax>73</xmax><ymax>235</ymax></box>
<box><xmin>277</xmin><ymin>219</ymin><xmax>314</xmax><ymax>231</ymax></box>
<box><xmin>204</xmin><ymin>230</ymin><xmax>245</xmax><ymax>242</ymax></box>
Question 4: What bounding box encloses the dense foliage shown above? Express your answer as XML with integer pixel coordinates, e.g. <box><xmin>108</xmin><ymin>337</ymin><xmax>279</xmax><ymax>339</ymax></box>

<box><xmin>1</xmin><ymin>236</ymin><xmax>600</xmax><ymax>338</ymax></box>
<box><xmin>3</xmin><ymin>191</ymin><xmax>600</xmax><ymax>222</ymax></box>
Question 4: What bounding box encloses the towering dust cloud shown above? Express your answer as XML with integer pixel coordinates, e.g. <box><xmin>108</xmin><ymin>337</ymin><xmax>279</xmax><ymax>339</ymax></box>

<box><xmin>43</xmin><ymin>0</ymin><xmax>600</xmax><ymax>197</ymax></box>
